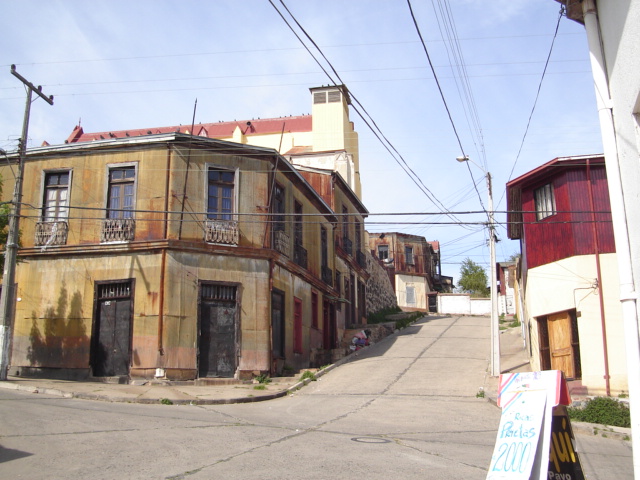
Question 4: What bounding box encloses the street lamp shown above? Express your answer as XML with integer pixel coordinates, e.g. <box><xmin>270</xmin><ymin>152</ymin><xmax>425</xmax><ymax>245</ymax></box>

<box><xmin>456</xmin><ymin>155</ymin><xmax>500</xmax><ymax>377</ymax></box>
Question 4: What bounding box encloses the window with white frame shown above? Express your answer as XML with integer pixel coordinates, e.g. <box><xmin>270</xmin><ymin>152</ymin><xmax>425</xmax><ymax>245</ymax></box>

<box><xmin>43</xmin><ymin>171</ymin><xmax>70</xmax><ymax>221</ymax></box>
<box><xmin>534</xmin><ymin>183</ymin><xmax>556</xmax><ymax>221</ymax></box>
<box><xmin>207</xmin><ymin>167</ymin><xmax>234</xmax><ymax>220</ymax></box>
<box><xmin>107</xmin><ymin>166</ymin><xmax>136</xmax><ymax>219</ymax></box>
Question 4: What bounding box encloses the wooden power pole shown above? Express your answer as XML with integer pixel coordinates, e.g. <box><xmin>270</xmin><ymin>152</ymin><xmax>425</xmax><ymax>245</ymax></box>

<box><xmin>0</xmin><ymin>65</ymin><xmax>54</xmax><ymax>380</ymax></box>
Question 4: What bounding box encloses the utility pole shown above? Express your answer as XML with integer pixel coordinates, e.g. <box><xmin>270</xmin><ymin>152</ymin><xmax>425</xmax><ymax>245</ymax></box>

<box><xmin>457</xmin><ymin>156</ymin><xmax>500</xmax><ymax>377</ymax></box>
<box><xmin>0</xmin><ymin>65</ymin><xmax>53</xmax><ymax>381</ymax></box>
<box><xmin>486</xmin><ymin>172</ymin><xmax>500</xmax><ymax>377</ymax></box>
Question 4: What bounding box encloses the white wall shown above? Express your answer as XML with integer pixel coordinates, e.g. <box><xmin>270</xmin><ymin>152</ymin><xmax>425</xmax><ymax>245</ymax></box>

<box><xmin>395</xmin><ymin>274</ymin><xmax>427</xmax><ymax>309</ymax></box>
<box><xmin>437</xmin><ymin>293</ymin><xmax>490</xmax><ymax>316</ymax></box>
<box><xmin>525</xmin><ymin>253</ymin><xmax>627</xmax><ymax>395</ymax></box>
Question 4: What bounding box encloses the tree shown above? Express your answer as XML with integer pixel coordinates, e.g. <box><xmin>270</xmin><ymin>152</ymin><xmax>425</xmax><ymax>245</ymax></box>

<box><xmin>458</xmin><ymin>258</ymin><xmax>489</xmax><ymax>297</ymax></box>
<box><xmin>508</xmin><ymin>252</ymin><xmax>521</xmax><ymax>262</ymax></box>
<box><xmin>0</xmin><ymin>173</ymin><xmax>8</xmax><ymax>272</ymax></box>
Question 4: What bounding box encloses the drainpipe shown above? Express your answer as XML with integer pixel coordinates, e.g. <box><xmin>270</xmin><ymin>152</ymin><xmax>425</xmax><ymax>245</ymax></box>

<box><xmin>586</xmin><ymin>158</ymin><xmax>610</xmax><ymax>395</ymax></box>
<box><xmin>157</xmin><ymin>145</ymin><xmax>172</xmax><ymax>357</ymax></box>
<box><xmin>582</xmin><ymin>0</ymin><xmax>640</xmax><ymax>475</ymax></box>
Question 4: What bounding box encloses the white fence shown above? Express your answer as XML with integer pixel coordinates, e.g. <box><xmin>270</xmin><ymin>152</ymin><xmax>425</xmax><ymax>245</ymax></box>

<box><xmin>437</xmin><ymin>293</ymin><xmax>491</xmax><ymax>316</ymax></box>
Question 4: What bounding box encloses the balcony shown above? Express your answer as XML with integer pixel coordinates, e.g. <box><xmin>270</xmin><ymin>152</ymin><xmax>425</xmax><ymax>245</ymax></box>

<box><xmin>101</xmin><ymin>218</ymin><xmax>135</xmax><ymax>243</ymax></box>
<box><xmin>321</xmin><ymin>266</ymin><xmax>333</xmax><ymax>286</ymax></box>
<box><xmin>356</xmin><ymin>250</ymin><xmax>367</xmax><ymax>269</ymax></box>
<box><xmin>293</xmin><ymin>243</ymin><xmax>308</xmax><ymax>269</ymax></box>
<box><xmin>35</xmin><ymin>221</ymin><xmax>68</xmax><ymax>247</ymax></box>
<box><xmin>273</xmin><ymin>229</ymin><xmax>290</xmax><ymax>257</ymax></box>
<box><xmin>204</xmin><ymin>219</ymin><xmax>239</xmax><ymax>245</ymax></box>
<box><xmin>342</xmin><ymin>236</ymin><xmax>353</xmax><ymax>256</ymax></box>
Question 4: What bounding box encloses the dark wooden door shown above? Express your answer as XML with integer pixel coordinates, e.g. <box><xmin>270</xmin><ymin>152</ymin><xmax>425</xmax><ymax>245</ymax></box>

<box><xmin>199</xmin><ymin>301</ymin><xmax>237</xmax><ymax>378</ymax></box>
<box><xmin>94</xmin><ymin>297</ymin><xmax>132</xmax><ymax>377</ymax></box>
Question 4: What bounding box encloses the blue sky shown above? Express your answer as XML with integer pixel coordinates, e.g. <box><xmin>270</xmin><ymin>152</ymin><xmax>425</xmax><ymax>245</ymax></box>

<box><xmin>0</xmin><ymin>1</ymin><xmax>602</xmax><ymax>284</ymax></box>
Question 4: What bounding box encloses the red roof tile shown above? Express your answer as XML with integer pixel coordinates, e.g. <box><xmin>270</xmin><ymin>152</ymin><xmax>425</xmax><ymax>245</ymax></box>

<box><xmin>66</xmin><ymin>115</ymin><xmax>312</xmax><ymax>144</ymax></box>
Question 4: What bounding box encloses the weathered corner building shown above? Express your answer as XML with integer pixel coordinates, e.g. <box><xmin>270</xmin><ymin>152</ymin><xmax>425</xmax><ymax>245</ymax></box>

<box><xmin>368</xmin><ymin>232</ymin><xmax>446</xmax><ymax>311</ymax></box>
<box><xmin>2</xmin><ymin>134</ymin><xmax>353</xmax><ymax>380</ymax></box>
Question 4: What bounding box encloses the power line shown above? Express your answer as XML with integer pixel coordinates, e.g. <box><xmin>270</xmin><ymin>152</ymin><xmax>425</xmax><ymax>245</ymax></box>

<box><xmin>498</xmin><ymin>5</ymin><xmax>565</xmax><ymax>210</ymax></box>
<box><xmin>0</xmin><ymin>58</ymin><xmax>590</xmax><ymax>92</ymax></box>
<box><xmin>269</xmin><ymin>0</ymin><xmax>471</xmax><ymax>231</ymax></box>
<box><xmin>406</xmin><ymin>0</ymin><xmax>466</xmax><ymax>157</ymax></box>
<box><xmin>0</xmin><ymin>33</ymin><xmax>584</xmax><ymax>69</ymax></box>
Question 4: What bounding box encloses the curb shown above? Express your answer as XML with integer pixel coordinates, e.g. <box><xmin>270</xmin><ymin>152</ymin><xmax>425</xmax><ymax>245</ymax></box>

<box><xmin>0</xmin><ymin>381</ymin><xmax>74</xmax><ymax>399</ymax></box>
<box><xmin>0</xmin><ymin>318</ymin><xmax>415</xmax><ymax>406</ymax></box>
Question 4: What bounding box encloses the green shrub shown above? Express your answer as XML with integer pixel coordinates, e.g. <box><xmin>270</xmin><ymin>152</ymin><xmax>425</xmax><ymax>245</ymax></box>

<box><xmin>299</xmin><ymin>370</ymin><xmax>316</xmax><ymax>382</ymax></box>
<box><xmin>394</xmin><ymin>312</ymin><xmax>423</xmax><ymax>329</ymax></box>
<box><xmin>367</xmin><ymin>306</ymin><xmax>402</xmax><ymax>324</ymax></box>
<box><xmin>568</xmin><ymin>397</ymin><xmax>630</xmax><ymax>428</ymax></box>
<box><xmin>254</xmin><ymin>373</ymin><xmax>272</xmax><ymax>384</ymax></box>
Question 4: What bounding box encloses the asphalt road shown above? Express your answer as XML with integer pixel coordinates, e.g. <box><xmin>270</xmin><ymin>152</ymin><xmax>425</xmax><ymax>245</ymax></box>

<box><xmin>0</xmin><ymin>315</ymin><xmax>632</xmax><ymax>479</ymax></box>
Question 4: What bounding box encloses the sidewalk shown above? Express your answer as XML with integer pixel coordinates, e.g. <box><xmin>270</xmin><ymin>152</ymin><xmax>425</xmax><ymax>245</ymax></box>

<box><xmin>0</xmin><ymin>374</ymin><xmax>309</xmax><ymax>405</ymax></box>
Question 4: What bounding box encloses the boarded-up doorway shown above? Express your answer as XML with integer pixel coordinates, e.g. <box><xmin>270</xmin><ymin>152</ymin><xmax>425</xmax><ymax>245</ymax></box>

<box><xmin>271</xmin><ymin>289</ymin><xmax>285</xmax><ymax>361</ymax></box>
<box><xmin>538</xmin><ymin>310</ymin><xmax>581</xmax><ymax>379</ymax></box>
<box><xmin>322</xmin><ymin>300</ymin><xmax>336</xmax><ymax>350</ymax></box>
<box><xmin>198</xmin><ymin>283</ymin><xmax>239</xmax><ymax>378</ymax></box>
<box><xmin>91</xmin><ymin>280</ymin><xmax>134</xmax><ymax>377</ymax></box>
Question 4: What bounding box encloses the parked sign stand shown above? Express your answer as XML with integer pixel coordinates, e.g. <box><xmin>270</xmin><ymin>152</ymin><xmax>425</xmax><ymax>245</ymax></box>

<box><xmin>487</xmin><ymin>371</ymin><xmax>584</xmax><ymax>480</ymax></box>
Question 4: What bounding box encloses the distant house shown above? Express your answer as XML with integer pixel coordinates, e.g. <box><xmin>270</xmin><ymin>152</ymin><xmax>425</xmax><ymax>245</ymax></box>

<box><xmin>368</xmin><ymin>232</ymin><xmax>441</xmax><ymax>311</ymax></box>
<box><xmin>497</xmin><ymin>261</ymin><xmax>516</xmax><ymax>316</ymax></box>
<box><xmin>507</xmin><ymin>155</ymin><xmax>626</xmax><ymax>395</ymax></box>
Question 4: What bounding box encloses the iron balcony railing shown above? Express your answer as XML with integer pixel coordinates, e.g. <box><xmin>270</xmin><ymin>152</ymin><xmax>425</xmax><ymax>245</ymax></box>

<box><xmin>273</xmin><ymin>229</ymin><xmax>290</xmax><ymax>257</ymax></box>
<box><xmin>35</xmin><ymin>221</ymin><xmax>68</xmax><ymax>247</ymax></box>
<box><xmin>204</xmin><ymin>219</ymin><xmax>239</xmax><ymax>245</ymax></box>
<box><xmin>356</xmin><ymin>250</ymin><xmax>367</xmax><ymax>269</ymax></box>
<box><xmin>342</xmin><ymin>236</ymin><xmax>353</xmax><ymax>256</ymax></box>
<box><xmin>293</xmin><ymin>243</ymin><xmax>308</xmax><ymax>269</ymax></box>
<box><xmin>321</xmin><ymin>266</ymin><xmax>333</xmax><ymax>286</ymax></box>
<box><xmin>101</xmin><ymin>218</ymin><xmax>135</xmax><ymax>243</ymax></box>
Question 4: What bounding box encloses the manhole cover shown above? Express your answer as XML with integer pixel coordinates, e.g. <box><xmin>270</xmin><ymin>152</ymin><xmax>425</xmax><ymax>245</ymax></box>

<box><xmin>351</xmin><ymin>437</ymin><xmax>391</xmax><ymax>444</ymax></box>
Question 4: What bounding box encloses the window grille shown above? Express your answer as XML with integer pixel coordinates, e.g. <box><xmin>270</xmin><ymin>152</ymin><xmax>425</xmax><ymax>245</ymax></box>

<box><xmin>201</xmin><ymin>283</ymin><xmax>237</xmax><ymax>302</ymax></box>
<box><xmin>98</xmin><ymin>282</ymin><xmax>131</xmax><ymax>300</ymax></box>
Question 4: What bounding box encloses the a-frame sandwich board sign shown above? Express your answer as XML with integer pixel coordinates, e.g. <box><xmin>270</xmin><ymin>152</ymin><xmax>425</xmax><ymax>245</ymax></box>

<box><xmin>486</xmin><ymin>370</ymin><xmax>584</xmax><ymax>480</ymax></box>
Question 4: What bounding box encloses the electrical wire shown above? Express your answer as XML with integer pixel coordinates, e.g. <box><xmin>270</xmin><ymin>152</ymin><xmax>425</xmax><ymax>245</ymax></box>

<box><xmin>407</xmin><ymin>0</ymin><xmax>466</xmax><ymax>157</ymax></box>
<box><xmin>270</xmin><ymin>0</ymin><xmax>472</xmax><ymax>232</ymax></box>
<box><xmin>498</xmin><ymin>5</ymin><xmax>566</xmax><ymax>209</ymax></box>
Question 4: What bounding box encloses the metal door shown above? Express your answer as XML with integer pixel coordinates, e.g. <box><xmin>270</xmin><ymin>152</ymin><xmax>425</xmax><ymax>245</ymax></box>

<box><xmin>93</xmin><ymin>282</ymin><xmax>132</xmax><ymax>377</ymax></box>
<box><xmin>199</xmin><ymin>284</ymin><xmax>238</xmax><ymax>378</ymax></box>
